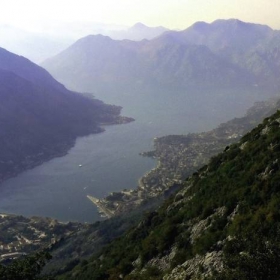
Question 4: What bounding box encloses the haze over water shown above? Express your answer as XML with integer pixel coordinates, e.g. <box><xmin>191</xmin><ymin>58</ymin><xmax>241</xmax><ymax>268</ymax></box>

<box><xmin>0</xmin><ymin>87</ymin><xmax>275</xmax><ymax>222</ymax></box>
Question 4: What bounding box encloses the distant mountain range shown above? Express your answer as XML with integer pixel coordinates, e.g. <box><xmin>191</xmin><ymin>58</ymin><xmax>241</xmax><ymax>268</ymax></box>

<box><xmin>42</xmin><ymin>19</ymin><xmax>280</xmax><ymax>94</ymax></box>
<box><xmin>0</xmin><ymin>22</ymin><xmax>168</xmax><ymax>63</ymax></box>
<box><xmin>107</xmin><ymin>22</ymin><xmax>169</xmax><ymax>41</ymax></box>
<box><xmin>159</xmin><ymin>19</ymin><xmax>280</xmax><ymax>85</ymax></box>
<box><xmin>0</xmin><ymin>47</ymin><xmax>132</xmax><ymax>183</ymax></box>
<box><xmin>160</xmin><ymin>19</ymin><xmax>272</xmax><ymax>51</ymax></box>
<box><xmin>0</xmin><ymin>24</ymin><xmax>73</xmax><ymax>63</ymax></box>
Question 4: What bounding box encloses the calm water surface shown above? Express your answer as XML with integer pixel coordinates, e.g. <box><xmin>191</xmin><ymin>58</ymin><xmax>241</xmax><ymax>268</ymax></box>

<box><xmin>0</xmin><ymin>87</ymin><xmax>275</xmax><ymax>222</ymax></box>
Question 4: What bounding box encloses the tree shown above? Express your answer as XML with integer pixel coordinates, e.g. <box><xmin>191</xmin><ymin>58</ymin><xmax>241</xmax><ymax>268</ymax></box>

<box><xmin>212</xmin><ymin>233</ymin><xmax>280</xmax><ymax>280</ymax></box>
<box><xmin>0</xmin><ymin>251</ymin><xmax>53</xmax><ymax>280</ymax></box>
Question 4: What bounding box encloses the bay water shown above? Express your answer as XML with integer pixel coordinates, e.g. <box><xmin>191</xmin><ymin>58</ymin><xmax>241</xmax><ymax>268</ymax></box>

<box><xmin>0</xmin><ymin>87</ymin><xmax>275</xmax><ymax>222</ymax></box>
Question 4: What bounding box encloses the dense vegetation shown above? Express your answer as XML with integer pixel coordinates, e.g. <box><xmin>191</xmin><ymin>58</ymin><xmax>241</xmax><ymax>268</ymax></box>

<box><xmin>0</xmin><ymin>251</ymin><xmax>53</xmax><ymax>280</ymax></box>
<box><xmin>57</xmin><ymin>108</ymin><xmax>280</xmax><ymax>279</ymax></box>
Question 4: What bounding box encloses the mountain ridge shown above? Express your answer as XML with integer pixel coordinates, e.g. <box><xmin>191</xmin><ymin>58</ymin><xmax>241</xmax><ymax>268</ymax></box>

<box><xmin>42</xmin><ymin>19</ymin><xmax>280</xmax><ymax>96</ymax></box>
<box><xmin>0</xmin><ymin>22</ymin><xmax>169</xmax><ymax>63</ymax></box>
<box><xmin>0</xmin><ymin>47</ymin><xmax>67</xmax><ymax>91</ymax></box>
<box><xmin>42</xmin><ymin>29</ymin><xmax>254</xmax><ymax>93</ymax></box>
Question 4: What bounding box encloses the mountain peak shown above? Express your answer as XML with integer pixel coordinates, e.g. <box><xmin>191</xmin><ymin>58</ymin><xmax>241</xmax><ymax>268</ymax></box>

<box><xmin>130</xmin><ymin>22</ymin><xmax>168</xmax><ymax>33</ymax></box>
<box><xmin>82</xmin><ymin>34</ymin><xmax>113</xmax><ymax>41</ymax></box>
<box><xmin>132</xmin><ymin>22</ymin><xmax>148</xmax><ymax>29</ymax></box>
<box><xmin>190</xmin><ymin>21</ymin><xmax>210</xmax><ymax>31</ymax></box>
<box><xmin>73</xmin><ymin>34</ymin><xmax>114</xmax><ymax>47</ymax></box>
<box><xmin>212</xmin><ymin>18</ymin><xmax>272</xmax><ymax>31</ymax></box>
<box><xmin>214</xmin><ymin>18</ymin><xmax>244</xmax><ymax>24</ymax></box>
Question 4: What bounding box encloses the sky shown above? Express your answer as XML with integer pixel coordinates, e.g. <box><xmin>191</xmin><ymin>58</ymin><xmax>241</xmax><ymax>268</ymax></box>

<box><xmin>1</xmin><ymin>0</ymin><xmax>280</xmax><ymax>31</ymax></box>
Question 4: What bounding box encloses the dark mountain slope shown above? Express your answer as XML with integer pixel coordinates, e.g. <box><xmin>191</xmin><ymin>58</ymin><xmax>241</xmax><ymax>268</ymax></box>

<box><xmin>60</xmin><ymin>105</ymin><xmax>280</xmax><ymax>279</ymax></box>
<box><xmin>0</xmin><ymin>47</ymin><xmax>67</xmax><ymax>91</ymax></box>
<box><xmin>0</xmin><ymin>48</ymin><xmax>132</xmax><ymax>183</ymax></box>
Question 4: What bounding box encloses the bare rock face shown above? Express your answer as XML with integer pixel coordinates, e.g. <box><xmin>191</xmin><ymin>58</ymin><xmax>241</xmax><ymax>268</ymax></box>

<box><xmin>190</xmin><ymin>207</ymin><xmax>226</xmax><ymax>243</ymax></box>
<box><xmin>163</xmin><ymin>250</ymin><xmax>223</xmax><ymax>280</ymax></box>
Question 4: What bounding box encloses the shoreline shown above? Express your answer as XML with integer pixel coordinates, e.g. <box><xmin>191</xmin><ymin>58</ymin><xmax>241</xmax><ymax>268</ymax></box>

<box><xmin>86</xmin><ymin>195</ymin><xmax>115</xmax><ymax>218</ymax></box>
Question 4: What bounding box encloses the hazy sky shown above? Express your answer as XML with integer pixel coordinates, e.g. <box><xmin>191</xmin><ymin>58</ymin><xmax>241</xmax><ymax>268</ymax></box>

<box><xmin>1</xmin><ymin>0</ymin><xmax>280</xmax><ymax>31</ymax></box>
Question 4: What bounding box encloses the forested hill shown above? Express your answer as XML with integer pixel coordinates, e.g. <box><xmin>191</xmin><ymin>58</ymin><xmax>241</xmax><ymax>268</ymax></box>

<box><xmin>61</xmin><ymin>107</ymin><xmax>280</xmax><ymax>279</ymax></box>
<box><xmin>0</xmin><ymin>48</ymin><xmax>133</xmax><ymax>183</ymax></box>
